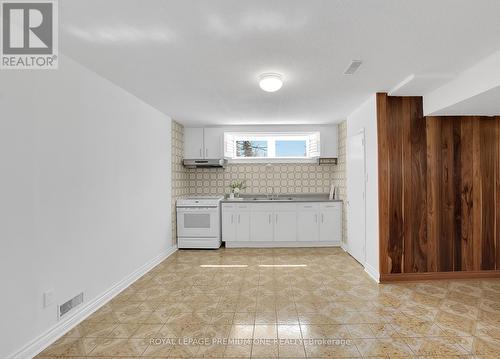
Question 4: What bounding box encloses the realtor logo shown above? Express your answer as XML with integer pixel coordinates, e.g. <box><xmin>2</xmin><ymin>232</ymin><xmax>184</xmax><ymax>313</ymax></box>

<box><xmin>1</xmin><ymin>0</ymin><xmax>58</xmax><ymax>69</ymax></box>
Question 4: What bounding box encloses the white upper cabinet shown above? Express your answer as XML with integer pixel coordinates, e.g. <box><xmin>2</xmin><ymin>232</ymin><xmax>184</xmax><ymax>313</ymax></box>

<box><xmin>319</xmin><ymin>125</ymin><xmax>338</xmax><ymax>158</ymax></box>
<box><xmin>185</xmin><ymin>125</ymin><xmax>337</xmax><ymax>159</ymax></box>
<box><xmin>184</xmin><ymin>127</ymin><xmax>224</xmax><ymax>159</ymax></box>
<box><xmin>203</xmin><ymin>127</ymin><xmax>224</xmax><ymax>158</ymax></box>
<box><xmin>184</xmin><ymin>128</ymin><xmax>204</xmax><ymax>159</ymax></box>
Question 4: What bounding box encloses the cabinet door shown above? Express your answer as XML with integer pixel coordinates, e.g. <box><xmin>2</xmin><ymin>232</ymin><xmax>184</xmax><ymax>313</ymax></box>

<box><xmin>222</xmin><ymin>210</ymin><xmax>237</xmax><ymax>242</ymax></box>
<box><xmin>319</xmin><ymin>208</ymin><xmax>341</xmax><ymax>242</ymax></box>
<box><xmin>320</xmin><ymin>125</ymin><xmax>338</xmax><ymax>158</ymax></box>
<box><xmin>203</xmin><ymin>128</ymin><xmax>223</xmax><ymax>158</ymax></box>
<box><xmin>184</xmin><ymin>128</ymin><xmax>204</xmax><ymax>158</ymax></box>
<box><xmin>236</xmin><ymin>209</ymin><xmax>250</xmax><ymax>242</ymax></box>
<box><xmin>274</xmin><ymin>210</ymin><xmax>297</xmax><ymax>241</ymax></box>
<box><xmin>297</xmin><ymin>204</ymin><xmax>319</xmax><ymax>241</ymax></box>
<box><xmin>250</xmin><ymin>211</ymin><xmax>274</xmax><ymax>241</ymax></box>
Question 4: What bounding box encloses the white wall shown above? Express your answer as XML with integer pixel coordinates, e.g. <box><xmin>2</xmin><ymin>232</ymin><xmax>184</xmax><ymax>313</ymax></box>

<box><xmin>0</xmin><ymin>55</ymin><xmax>172</xmax><ymax>358</ymax></box>
<box><xmin>424</xmin><ymin>50</ymin><xmax>500</xmax><ymax>115</ymax></box>
<box><xmin>346</xmin><ymin>95</ymin><xmax>379</xmax><ymax>281</ymax></box>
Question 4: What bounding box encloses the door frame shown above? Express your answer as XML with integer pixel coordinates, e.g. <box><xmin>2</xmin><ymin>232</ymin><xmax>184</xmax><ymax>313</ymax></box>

<box><xmin>346</xmin><ymin>128</ymin><xmax>367</xmax><ymax>265</ymax></box>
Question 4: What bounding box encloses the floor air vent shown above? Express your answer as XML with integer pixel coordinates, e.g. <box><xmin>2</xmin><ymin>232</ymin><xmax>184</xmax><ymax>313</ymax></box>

<box><xmin>58</xmin><ymin>292</ymin><xmax>83</xmax><ymax>318</ymax></box>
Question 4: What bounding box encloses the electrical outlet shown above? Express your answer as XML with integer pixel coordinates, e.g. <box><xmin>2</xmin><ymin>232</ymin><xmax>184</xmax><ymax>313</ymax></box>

<box><xmin>43</xmin><ymin>290</ymin><xmax>54</xmax><ymax>308</ymax></box>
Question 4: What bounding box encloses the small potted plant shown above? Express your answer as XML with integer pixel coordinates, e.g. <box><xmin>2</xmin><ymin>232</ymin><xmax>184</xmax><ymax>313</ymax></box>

<box><xmin>229</xmin><ymin>180</ymin><xmax>246</xmax><ymax>199</ymax></box>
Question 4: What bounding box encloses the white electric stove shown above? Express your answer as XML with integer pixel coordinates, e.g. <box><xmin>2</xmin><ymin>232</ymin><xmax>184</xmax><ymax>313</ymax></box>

<box><xmin>176</xmin><ymin>196</ymin><xmax>223</xmax><ymax>249</ymax></box>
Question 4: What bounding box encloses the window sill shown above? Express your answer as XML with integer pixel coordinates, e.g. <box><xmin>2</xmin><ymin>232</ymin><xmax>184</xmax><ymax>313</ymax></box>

<box><xmin>228</xmin><ymin>158</ymin><xmax>319</xmax><ymax>164</ymax></box>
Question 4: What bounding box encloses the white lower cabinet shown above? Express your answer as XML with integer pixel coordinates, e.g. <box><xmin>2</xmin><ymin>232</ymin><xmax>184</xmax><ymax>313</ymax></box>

<box><xmin>221</xmin><ymin>204</ymin><xmax>250</xmax><ymax>242</ymax></box>
<box><xmin>250</xmin><ymin>210</ymin><xmax>274</xmax><ymax>241</ymax></box>
<box><xmin>297</xmin><ymin>204</ymin><xmax>320</xmax><ymax>242</ymax></box>
<box><xmin>319</xmin><ymin>203</ymin><xmax>342</xmax><ymax>242</ymax></box>
<box><xmin>222</xmin><ymin>201</ymin><xmax>342</xmax><ymax>247</ymax></box>
<box><xmin>274</xmin><ymin>208</ymin><xmax>297</xmax><ymax>242</ymax></box>
<box><xmin>236</xmin><ymin>210</ymin><xmax>250</xmax><ymax>242</ymax></box>
<box><xmin>221</xmin><ymin>208</ymin><xmax>236</xmax><ymax>241</ymax></box>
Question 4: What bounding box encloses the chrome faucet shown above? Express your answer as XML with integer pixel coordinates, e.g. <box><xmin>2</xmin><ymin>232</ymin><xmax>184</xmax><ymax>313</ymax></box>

<box><xmin>265</xmin><ymin>164</ymin><xmax>278</xmax><ymax>200</ymax></box>
<box><xmin>267</xmin><ymin>187</ymin><xmax>279</xmax><ymax>200</ymax></box>
<box><xmin>267</xmin><ymin>187</ymin><xmax>273</xmax><ymax>200</ymax></box>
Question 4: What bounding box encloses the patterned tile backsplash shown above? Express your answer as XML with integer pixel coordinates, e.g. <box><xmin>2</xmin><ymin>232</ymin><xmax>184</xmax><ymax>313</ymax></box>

<box><xmin>187</xmin><ymin>163</ymin><xmax>339</xmax><ymax>195</ymax></box>
<box><xmin>171</xmin><ymin>120</ymin><xmax>347</xmax><ymax>245</ymax></box>
<box><xmin>171</xmin><ymin>120</ymin><xmax>188</xmax><ymax>245</ymax></box>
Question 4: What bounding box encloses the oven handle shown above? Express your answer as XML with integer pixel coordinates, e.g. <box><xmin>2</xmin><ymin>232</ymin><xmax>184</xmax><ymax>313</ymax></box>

<box><xmin>177</xmin><ymin>206</ymin><xmax>218</xmax><ymax>210</ymax></box>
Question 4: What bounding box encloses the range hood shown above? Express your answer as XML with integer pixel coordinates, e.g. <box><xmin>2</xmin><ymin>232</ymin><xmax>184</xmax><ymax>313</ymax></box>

<box><xmin>183</xmin><ymin>158</ymin><xmax>228</xmax><ymax>168</ymax></box>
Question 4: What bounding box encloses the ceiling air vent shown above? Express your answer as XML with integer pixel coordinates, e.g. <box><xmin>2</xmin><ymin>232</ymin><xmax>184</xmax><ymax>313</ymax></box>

<box><xmin>58</xmin><ymin>292</ymin><xmax>84</xmax><ymax>319</ymax></box>
<box><xmin>344</xmin><ymin>60</ymin><xmax>362</xmax><ymax>75</ymax></box>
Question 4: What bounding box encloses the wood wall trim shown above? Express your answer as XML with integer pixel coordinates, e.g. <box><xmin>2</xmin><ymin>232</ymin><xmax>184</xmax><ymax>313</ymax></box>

<box><xmin>472</xmin><ymin>119</ymin><xmax>482</xmax><ymax>270</ymax></box>
<box><xmin>380</xmin><ymin>270</ymin><xmax>500</xmax><ymax>282</ymax></box>
<box><xmin>497</xmin><ymin>117</ymin><xmax>500</xmax><ymax>270</ymax></box>
<box><xmin>426</xmin><ymin>117</ymin><xmax>441</xmax><ymax>272</ymax></box>
<box><xmin>377</xmin><ymin>94</ymin><xmax>500</xmax><ymax>276</ymax></box>
<box><xmin>377</xmin><ymin>93</ymin><xmax>390</xmax><ymax>274</ymax></box>
<box><xmin>460</xmin><ymin>118</ymin><xmax>474</xmax><ymax>271</ymax></box>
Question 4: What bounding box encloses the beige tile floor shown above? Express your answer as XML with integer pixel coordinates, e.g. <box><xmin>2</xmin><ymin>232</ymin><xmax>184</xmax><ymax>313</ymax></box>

<box><xmin>37</xmin><ymin>248</ymin><xmax>500</xmax><ymax>358</ymax></box>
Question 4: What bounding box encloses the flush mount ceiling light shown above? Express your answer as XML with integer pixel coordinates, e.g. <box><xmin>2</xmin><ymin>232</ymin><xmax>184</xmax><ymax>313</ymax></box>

<box><xmin>259</xmin><ymin>73</ymin><xmax>283</xmax><ymax>92</ymax></box>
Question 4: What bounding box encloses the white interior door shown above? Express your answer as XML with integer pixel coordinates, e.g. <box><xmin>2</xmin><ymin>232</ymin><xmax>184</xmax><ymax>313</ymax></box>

<box><xmin>347</xmin><ymin>130</ymin><xmax>366</xmax><ymax>265</ymax></box>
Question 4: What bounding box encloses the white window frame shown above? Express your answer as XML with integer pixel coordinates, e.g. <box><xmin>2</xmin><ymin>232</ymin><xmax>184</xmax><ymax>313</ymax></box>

<box><xmin>224</xmin><ymin>132</ymin><xmax>320</xmax><ymax>163</ymax></box>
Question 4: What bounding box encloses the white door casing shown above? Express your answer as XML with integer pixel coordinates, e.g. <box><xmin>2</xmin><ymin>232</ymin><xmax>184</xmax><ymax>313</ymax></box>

<box><xmin>347</xmin><ymin>129</ymin><xmax>366</xmax><ymax>265</ymax></box>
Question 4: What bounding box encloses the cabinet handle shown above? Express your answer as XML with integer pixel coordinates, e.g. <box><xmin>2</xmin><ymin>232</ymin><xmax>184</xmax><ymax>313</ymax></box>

<box><xmin>231</xmin><ymin>214</ymin><xmax>233</xmax><ymax>224</ymax></box>
<box><xmin>205</xmin><ymin>148</ymin><xmax>208</xmax><ymax>157</ymax></box>
<box><xmin>199</xmin><ymin>148</ymin><xmax>202</xmax><ymax>157</ymax></box>
<box><xmin>238</xmin><ymin>214</ymin><xmax>240</xmax><ymax>223</ymax></box>
<box><xmin>321</xmin><ymin>213</ymin><xmax>324</xmax><ymax>223</ymax></box>
<box><xmin>268</xmin><ymin>214</ymin><xmax>271</xmax><ymax>224</ymax></box>
<box><xmin>275</xmin><ymin>214</ymin><xmax>278</xmax><ymax>223</ymax></box>
<box><xmin>315</xmin><ymin>214</ymin><xmax>318</xmax><ymax>223</ymax></box>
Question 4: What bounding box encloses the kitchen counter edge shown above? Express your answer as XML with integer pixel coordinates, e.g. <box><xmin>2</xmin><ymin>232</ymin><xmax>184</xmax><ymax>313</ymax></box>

<box><xmin>221</xmin><ymin>198</ymin><xmax>343</xmax><ymax>203</ymax></box>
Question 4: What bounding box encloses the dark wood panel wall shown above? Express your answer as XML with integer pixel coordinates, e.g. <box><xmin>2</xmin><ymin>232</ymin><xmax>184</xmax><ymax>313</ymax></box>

<box><xmin>377</xmin><ymin>93</ymin><xmax>500</xmax><ymax>277</ymax></box>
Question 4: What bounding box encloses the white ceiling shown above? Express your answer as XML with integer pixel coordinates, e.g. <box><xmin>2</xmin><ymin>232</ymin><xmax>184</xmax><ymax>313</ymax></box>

<box><xmin>430</xmin><ymin>86</ymin><xmax>500</xmax><ymax>116</ymax></box>
<box><xmin>60</xmin><ymin>0</ymin><xmax>500</xmax><ymax>126</ymax></box>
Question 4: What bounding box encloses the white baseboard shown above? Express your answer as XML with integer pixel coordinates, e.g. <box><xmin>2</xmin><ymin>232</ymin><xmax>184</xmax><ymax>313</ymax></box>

<box><xmin>9</xmin><ymin>245</ymin><xmax>177</xmax><ymax>359</ymax></box>
<box><xmin>225</xmin><ymin>241</ymin><xmax>340</xmax><ymax>248</ymax></box>
<box><xmin>364</xmin><ymin>262</ymin><xmax>380</xmax><ymax>283</ymax></box>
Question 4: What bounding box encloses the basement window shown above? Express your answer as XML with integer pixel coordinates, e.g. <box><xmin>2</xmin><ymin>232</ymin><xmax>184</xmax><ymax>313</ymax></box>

<box><xmin>224</xmin><ymin>132</ymin><xmax>320</xmax><ymax>163</ymax></box>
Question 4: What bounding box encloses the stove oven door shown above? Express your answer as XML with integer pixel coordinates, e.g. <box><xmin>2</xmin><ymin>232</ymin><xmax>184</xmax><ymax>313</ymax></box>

<box><xmin>176</xmin><ymin>205</ymin><xmax>219</xmax><ymax>238</ymax></box>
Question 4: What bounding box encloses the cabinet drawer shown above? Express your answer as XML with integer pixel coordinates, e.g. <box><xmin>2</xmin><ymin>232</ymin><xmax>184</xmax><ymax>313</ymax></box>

<box><xmin>272</xmin><ymin>203</ymin><xmax>297</xmax><ymax>211</ymax></box>
<box><xmin>320</xmin><ymin>202</ymin><xmax>342</xmax><ymax>211</ymax></box>
<box><xmin>297</xmin><ymin>203</ymin><xmax>320</xmax><ymax>211</ymax></box>
<box><xmin>250</xmin><ymin>203</ymin><xmax>275</xmax><ymax>211</ymax></box>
